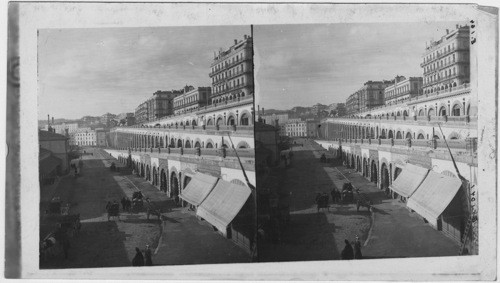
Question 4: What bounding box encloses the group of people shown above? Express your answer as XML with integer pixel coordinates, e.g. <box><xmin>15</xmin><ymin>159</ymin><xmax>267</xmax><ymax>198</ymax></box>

<box><xmin>341</xmin><ymin>236</ymin><xmax>363</xmax><ymax>260</ymax></box>
<box><xmin>121</xmin><ymin>197</ymin><xmax>132</xmax><ymax>212</ymax></box>
<box><xmin>132</xmin><ymin>245</ymin><xmax>153</xmax><ymax>266</ymax></box>
<box><xmin>70</xmin><ymin>163</ymin><xmax>79</xmax><ymax>177</ymax></box>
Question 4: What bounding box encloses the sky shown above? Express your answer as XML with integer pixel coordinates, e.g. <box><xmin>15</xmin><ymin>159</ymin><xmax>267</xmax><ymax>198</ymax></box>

<box><xmin>254</xmin><ymin>22</ymin><xmax>464</xmax><ymax>110</ymax></box>
<box><xmin>38</xmin><ymin>25</ymin><xmax>250</xmax><ymax>120</ymax></box>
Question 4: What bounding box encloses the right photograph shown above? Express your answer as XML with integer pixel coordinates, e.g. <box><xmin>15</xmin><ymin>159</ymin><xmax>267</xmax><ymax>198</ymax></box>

<box><xmin>253</xmin><ymin>22</ymin><xmax>477</xmax><ymax>262</ymax></box>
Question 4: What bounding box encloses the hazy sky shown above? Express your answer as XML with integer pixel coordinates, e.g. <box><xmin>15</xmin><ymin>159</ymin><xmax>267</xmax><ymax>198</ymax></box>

<box><xmin>38</xmin><ymin>26</ymin><xmax>250</xmax><ymax>120</ymax></box>
<box><xmin>254</xmin><ymin>22</ymin><xmax>463</xmax><ymax>110</ymax></box>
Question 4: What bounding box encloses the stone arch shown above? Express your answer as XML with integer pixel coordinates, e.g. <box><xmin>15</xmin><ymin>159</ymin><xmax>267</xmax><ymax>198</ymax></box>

<box><xmin>380</xmin><ymin>162</ymin><xmax>390</xmax><ymax>194</ymax></box>
<box><xmin>396</xmin><ymin>131</ymin><xmax>402</xmax><ymax>139</ymax></box>
<box><xmin>152</xmin><ymin>166</ymin><xmax>157</xmax><ymax>186</ymax></box>
<box><xmin>170</xmin><ymin>171</ymin><xmax>180</xmax><ymax>199</ymax></box>
<box><xmin>160</xmin><ymin>168</ymin><xmax>167</xmax><ymax>192</ymax></box>
<box><xmin>439</xmin><ymin>105</ymin><xmax>447</xmax><ymax>116</ymax></box>
<box><xmin>441</xmin><ymin>170</ymin><xmax>457</xmax><ymax>178</ymax></box>
<box><xmin>451</xmin><ymin>102</ymin><xmax>462</xmax><ymax>116</ymax></box>
<box><xmin>237</xmin><ymin>141</ymin><xmax>251</xmax><ymax>148</ymax></box>
<box><xmin>403</xmin><ymin>110</ymin><xmax>408</xmax><ymax>116</ymax></box>
<box><xmin>170</xmin><ymin>138</ymin><xmax>175</xmax><ymax>147</ymax></box>
<box><xmin>448</xmin><ymin>132</ymin><xmax>461</xmax><ymax>140</ymax></box>
<box><xmin>192</xmin><ymin>119</ymin><xmax>197</xmax><ymax>126</ymax></box>
<box><xmin>240</xmin><ymin>110</ymin><xmax>251</xmax><ymax>126</ymax></box>
<box><xmin>227</xmin><ymin>114</ymin><xmax>236</xmax><ymax>126</ymax></box>
<box><xmin>206</xmin><ymin>117</ymin><xmax>214</xmax><ymax>126</ymax></box>
<box><xmin>371</xmin><ymin>159</ymin><xmax>378</xmax><ymax>183</ymax></box>
<box><xmin>428</xmin><ymin>108</ymin><xmax>435</xmax><ymax>116</ymax></box>
<box><xmin>205</xmin><ymin>138</ymin><xmax>214</xmax><ymax>149</ymax></box>
<box><xmin>418</xmin><ymin>108</ymin><xmax>425</xmax><ymax>116</ymax></box>
<box><xmin>380</xmin><ymin>129</ymin><xmax>387</xmax><ymax>139</ymax></box>
<box><xmin>216</xmin><ymin>115</ymin><xmax>224</xmax><ymax>126</ymax></box>
<box><xmin>388</xmin><ymin>130</ymin><xmax>394</xmax><ymax>139</ymax></box>
<box><xmin>177</xmin><ymin>139</ymin><xmax>183</xmax><ymax>148</ymax></box>
<box><xmin>146</xmin><ymin>164</ymin><xmax>150</xmax><ymax>181</ymax></box>
<box><xmin>405</xmin><ymin>132</ymin><xmax>412</xmax><ymax>139</ymax></box>
<box><xmin>185</xmin><ymin>139</ymin><xmax>192</xmax><ymax>148</ymax></box>
<box><xmin>417</xmin><ymin>133</ymin><xmax>425</xmax><ymax>139</ymax></box>
<box><xmin>230</xmin><ymin>179</ymin><xmax>246</xmax><ymax>187</ymax></box>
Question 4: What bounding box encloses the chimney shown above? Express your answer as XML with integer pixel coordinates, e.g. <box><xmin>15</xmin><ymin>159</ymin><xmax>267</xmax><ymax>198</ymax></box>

<box><xmin>244</xmin><ymin>35</ymin><xmax>248</xmax><ymax>40</ymax></box>
<box><xmin>258</xmin><ymin>105</ymin><xmax>260</xmax><ymax>116</ymax></box>
<box><xmin>47</xmin><ymin>114</ymin><xmax>50</xmax><ymax>125</ymax></box>
<box><xmin>234</xmin><ymin>39</ymin><xmax>238</xmax><ymax>45</ymax></box>
<box><xmin>262</xmin><ymin>108</ymin><xmax>265</xmax><ymax>115</ymax></box>
<box><xmin>52</xmin><ymin>117</ymin><xmax>54</xmax><ymax>125</ymax></box>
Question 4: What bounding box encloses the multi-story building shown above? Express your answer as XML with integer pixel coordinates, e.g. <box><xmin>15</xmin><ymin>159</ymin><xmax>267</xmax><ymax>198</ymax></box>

<box><xmin>262</xmin><ymin>113</ymin><xmax>289</xmax><ymax>127</ymax></box>
<box><xmin>73</xmin><ymin>129</ymin><xmax>97</xmax><ymax>146</ymax></box>
<box><xmin>135</xmin><ymin>90</ymin><xmax>183</xmax><ymax>124</ymax></box>
<box><xmin>209</xmin><ymin>35</ymin><xmax>254</xmax><ymax>105</ymax></box>
<box><xmin>306</xmin><ymin>119</ymin><xmax>320</xmax><ymax>137</ymax></box>
<box><xmin>173</xmin><ymin>86</ymin><xmax>211</xmax><ymax>115</ymax></box>
<box><xmin>285</xmin><ymin>120</ymin><xmax>307</xmax><ymax>137</ymax></box>
<box><xmin>44</xmin><ymin>122</ymin><xmax>79</xmax><ymax>135</ymax></box>
<box><xmin>421</xmin><ymin>24</ymin><xmax>470</xmax><ymax>97</ymax></box>
<box><xmin>95</xmin><ymin>128</ymin><xmax>108</xmax><ymax>147</ymax></box>
<box><xmin>384</xmin><ymin>76</ymin><xmax>423</xmax><ymax>106</ymax></box>
<box><xmin>346</xmin><ymin>92</ymin><xmax>360</xmax><ymax>115</ymax></box>
<box><xmin>346</xmin><ymin>81</ymin><xmax>392</xmax><ymax>115</ymax></box>
<box><xmin>39</xmin><ymin>130</ymin><xmax>70</xmax><ymax>173</ymax></box>
<box><xmin>318</xmin><ymin>24</ymin><xmax>477</xmax><ymax>253</ymax></box>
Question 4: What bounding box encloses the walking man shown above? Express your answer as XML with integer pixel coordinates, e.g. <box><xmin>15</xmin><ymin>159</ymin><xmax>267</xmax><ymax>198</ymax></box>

<box><xmin>354</xmin><ymin>236</ymin><xmax>363</xmax><ymax>259</ymax></box>
<box><xmin>341</xmin><ymin>239</ymin><xmax>354</xmax><ymax>260</ymax></box>
<box><xmin>144</xmin><ymin>244</ymin><xmax>153</xmax><ymax>266</ymax></box>
<box><xmin>132</xmin><ymin>247</ymin><xmax>144</xmax><ymax>266</ymax></box>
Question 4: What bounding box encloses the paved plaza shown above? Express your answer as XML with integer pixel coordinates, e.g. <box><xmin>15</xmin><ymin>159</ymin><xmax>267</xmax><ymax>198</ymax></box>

<box><xmin>259</xmin><ymin>138</ymin><xmax>459</xmax><ymax>262</ymax></box>
<box><xmin>40</xmin><ymin>148</ymin><xmax>250</xmax><ymax>269</ymax></box>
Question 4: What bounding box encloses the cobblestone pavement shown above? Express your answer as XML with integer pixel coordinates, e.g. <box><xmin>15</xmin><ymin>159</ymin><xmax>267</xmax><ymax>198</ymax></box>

<box><xmin>259</xmin><ymin>138</ymin><xmax>371</xmax><ymax>262</ymax></box>
<box><xmin>40</xmin><ymin>147</ymin><xmax>250</xmax><ymax>269</ymax></box>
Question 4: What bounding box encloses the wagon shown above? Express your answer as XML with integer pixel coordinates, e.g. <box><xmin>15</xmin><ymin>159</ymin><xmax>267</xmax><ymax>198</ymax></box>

<box><xmin>355</xmin><ymin>192</ymin><xmax>372</xmax><ymax>212</ymax></box>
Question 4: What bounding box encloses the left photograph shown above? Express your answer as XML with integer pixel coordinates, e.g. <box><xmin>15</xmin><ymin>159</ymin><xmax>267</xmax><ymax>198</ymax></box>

<box><xmin>37</xmin><ymin>26</ymin><xmax>256</xmax><ymax>268</ymax></box>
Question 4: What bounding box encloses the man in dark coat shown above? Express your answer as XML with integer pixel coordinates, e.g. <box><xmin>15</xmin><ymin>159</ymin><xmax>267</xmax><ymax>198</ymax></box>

<box><xmin>340</xmin><ymin>239</ymin><xmax>354</xmax><ymax>260</ymax></box>
<box><xmin>132</xmin><ymin>247</ymin><xmax>144</xmax><ymax>266</ymax></box>
<box><xmin>354</xmin><ymin>236</ymin><xmax>363</xmax><ymax>259</ymax></box>
<box><xmin>144</xmin><ymin>245</ymin><xmax>153</xmax><ymax>266</ymax></box>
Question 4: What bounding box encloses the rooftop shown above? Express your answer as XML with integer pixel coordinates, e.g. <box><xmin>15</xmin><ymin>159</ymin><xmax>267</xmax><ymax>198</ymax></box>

<box><xmin>39</xmin><ymin>130</ymin><xmax>68</xmax><ymax>141</ymax></box>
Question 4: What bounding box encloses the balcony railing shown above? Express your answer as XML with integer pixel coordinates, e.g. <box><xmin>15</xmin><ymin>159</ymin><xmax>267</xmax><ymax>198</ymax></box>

<box><xmin>333</xmin><ymin>137</ymin><xmax>477</xmax><ymax>155</ymax></box>
<box><xmin>209</xmin><ymin>56</ymin><xmax>252</xmax><ymax>77</ymax></box>
<box><xmin>113</xmin><ymin>124</ymin><xmax>254</xmax><ymax>135</ymax></box>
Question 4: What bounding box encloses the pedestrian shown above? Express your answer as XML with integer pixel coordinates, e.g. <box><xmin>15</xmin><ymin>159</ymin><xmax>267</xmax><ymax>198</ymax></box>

<box><xmin>106</xmin><ymin>201</ymin><xmax>112</xmax><ymax>221</ymax></box>
<box><xmin>354</xmin><ymin>236</ymin><xmax>363</xmax><ymax>259</ymax></box>
<box><xmin>121</xmin><ymin>197</ymin><xmax>127</xmax><ymax>211</ymax></box>
<box><xmin>125</xmin><ymin>197</ymin><xmax>132</xmax><ymax>212</ymax></box>
<box><xmin>340</xmin><ymin>239</ymin><xmax>354</xmax><ymax>260</ymax></box>
<box><xmin>132</xmin><ymin>247</ymin><xmax>144</xmax><ymax>266</ymax></box>
<box><xmin>330</xmin><ymin>189</ymin><xmax>336</xmax><ymax>204</ymax></box>
<box><xmin>144</xmin><ymin>244</ymin><xmax>153</xmax><ymax>266</ymax></box>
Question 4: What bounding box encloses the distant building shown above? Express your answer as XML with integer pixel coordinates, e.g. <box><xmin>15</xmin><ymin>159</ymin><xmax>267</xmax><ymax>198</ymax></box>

<box><xmin>306</xmin><ymin>119</ymin><xmax>320</xmax><ymax>138</ymax></box>
<box><xmin>73</xmin><ymin>129</ymin><xmax>96</xmax><ymax>146</ymax></box>
<box><xmin>384</xmin><ymin>76</ymin><xmax>423</xmax><ymax>106</ymax></box>
<box><xmin>39</xmin><ymin>130</ymin><xmax>69</xmax><ymax>173</ymax></box>
<box><xmin>135</xmin><ymin>90</ymin><xmax>183</xmax><ymax>124</ymax></box>
<box><xmin>421</xmin><ymin>24</ymin><xmax>470</xmax><ymax>97</ymax></box>
<box><xmin>39</xmin><ymin>148</ymin><xmax>63</xmax><ymax>185</ymax></box>
<box><xmin>262</xmin><ymin>113</ymin><xmax>289</xmax><ymax>127</ymax></box>
<box><xmin>209</xmin><ymin>35</ymin><xmax>254</xmax><ymax>105</ymax></box>
<box><xmin>81</xmin><ymin>116</ymin><xmax>101</xmax><ymax>125</ymax></box>
<box><xmin>44</xmin><ymin>122</ymin><xmax>79</xmax><ymax>135</ymax></box>
<box><xmin>285</xmin><ymin>120</ymin><xmax>307</xmax><ymax>137</ymax></box>
<box><xmin>346</xmin><ymin>80</ymin><xmax>392</xmax><ymax>115</ymax></box>
<box><xmin>173</xmin><ymin>86</ymin><xmax>212</xmax><ymax>115</ymax></box>
<box><xmin>95</xmin><ymin>128</ymin><xmax>108</xmax><ymax>147</ymax></box>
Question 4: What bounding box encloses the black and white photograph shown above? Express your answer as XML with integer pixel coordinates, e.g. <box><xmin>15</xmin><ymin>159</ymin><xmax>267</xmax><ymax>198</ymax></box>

<box><xmin>254</xmin><ymin>22</ymin><xmax>478</xmax><ymax>261</ymax></box>
<box><xmin>3</xmin><ymin>2</ymin><xmax>498</xmax><ymax>281</ymax></box>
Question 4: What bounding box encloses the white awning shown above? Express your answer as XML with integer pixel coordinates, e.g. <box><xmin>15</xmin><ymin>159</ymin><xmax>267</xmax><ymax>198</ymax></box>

<box><xmin>180</xmin><ymin>172</ymin><xmax>218</xmax><ymax>206</ymax></box>
<box><xmin>407</xmin><ymin>171</ymin><xmax>463</xmax><ymax>227</ymax></box>
<box><xmin>196</xmin><ymin>179</ymin><xmax>252</xmax><ymax>233</ymax></box>
<box><xmin>389</xmin><ymin>163</ymin><xmax>429</xmax><ymax>198</ymax></box>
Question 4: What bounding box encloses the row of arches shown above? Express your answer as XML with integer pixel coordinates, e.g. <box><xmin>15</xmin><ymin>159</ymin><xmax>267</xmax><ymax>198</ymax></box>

<box><xmin>117</xmin><ymin>132</ymin><xmax>252</xmax><ymax>149</ymax></box>
<box><xmin>324</xmin><ymin>122</ymin><xmax>462</xmax><ymax>140</ymax></box>
<box><xmin>139</xmin><ymin>109</ymin><xmax>253</xmax><ymax>128</ymax></box>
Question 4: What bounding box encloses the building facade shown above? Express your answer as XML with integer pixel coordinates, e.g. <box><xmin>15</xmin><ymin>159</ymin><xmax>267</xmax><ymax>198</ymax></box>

<box><xmin>95</xmin><ymin>128</ymin><xmax>108</xmax><ymax>147</ymax></box>
<box><xmin>39</xmin><ymin>130</ymin><xmax>70</xmax><ymax>174</ymax></box>
<box><xmin>285</xmin><ymin>120</ymin><xmax>307</xmax><ymax>137</ymax></box>
<box><xmin>73</xmin><ymin>129</ymin><xmax>97</xmax><ymax>146</ymax></box>
<box><xmin>384</xmin><ymin>76</ymin><xmax>423</xmax><ymax>106</ymax></box>
<box><xmin>135</xmin><ymin>90</ymin><xmax>183</xmax><ymax>124</ymax></box>
<box><xmin>421</xmin><ymin>25</ymin><xmax>470</xmax><ymax>97</ymax></box>
<box><xmin>44</xmin><ymin>123</ymin><xmax>79</xmax><ymax>135</ymax></box>
<box><xmin>173</xmin><ymin>86</ymin><xmax>211</xmax><ymax>115</ymax></box>
<box><xmin>209</xmin><ymin>35</ymin><xmax>254</xmax><ymax>105</ymax></box>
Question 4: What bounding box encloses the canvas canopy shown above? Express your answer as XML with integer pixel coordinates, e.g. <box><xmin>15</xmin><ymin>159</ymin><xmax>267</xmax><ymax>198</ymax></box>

<box><xmin>407</xmin><ymin>171</ymin><xmax>463</xmax><ymax>227</ymax></box>
<box><xmin>196</xmin><ymin>179</ymin><xmax>252</xmax><ymax>233</ymax></box>
<box><xmin>389</xmin><ymin>163</ymin><xmax>429</xmax><ymax>198</ymax></box>
<box><xmin>180</xmin><ymin>172</ymin><xmax>218</xmax><ymax>206</ymax></box>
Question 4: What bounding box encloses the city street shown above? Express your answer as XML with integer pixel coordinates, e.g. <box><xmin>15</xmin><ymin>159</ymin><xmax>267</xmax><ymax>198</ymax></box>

<box><xmin>40</xmin><ymin>148</ymin><xmax>250</xmax><ymax>269</ymax></box>
<box><xmin>259</xmin><ymin>138</ymin><xmax>458</xmax><ymax>262</ymax></box>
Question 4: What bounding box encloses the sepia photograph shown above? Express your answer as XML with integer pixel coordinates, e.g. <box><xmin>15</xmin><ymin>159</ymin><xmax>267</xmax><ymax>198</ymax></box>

<box><xmin>4</xmin><ymin>1</ymin><xmax>498</xmax><ymax>280</ymax></box>
<box><xmin>37</xmin><ymin>25</ymin><xmax>257</xmax><ymax>268</ymax></box>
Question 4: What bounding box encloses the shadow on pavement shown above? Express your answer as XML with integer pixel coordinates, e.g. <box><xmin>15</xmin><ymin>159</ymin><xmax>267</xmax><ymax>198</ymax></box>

<box><xmin>40</xmin><ymin>221</ymin><xmax>130</xmax><ymax>269</ymax></box>
<box><xmin>260</xmin><ymin>212</ymin><xmax>339</xmax><ymax>262</ymax></box>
